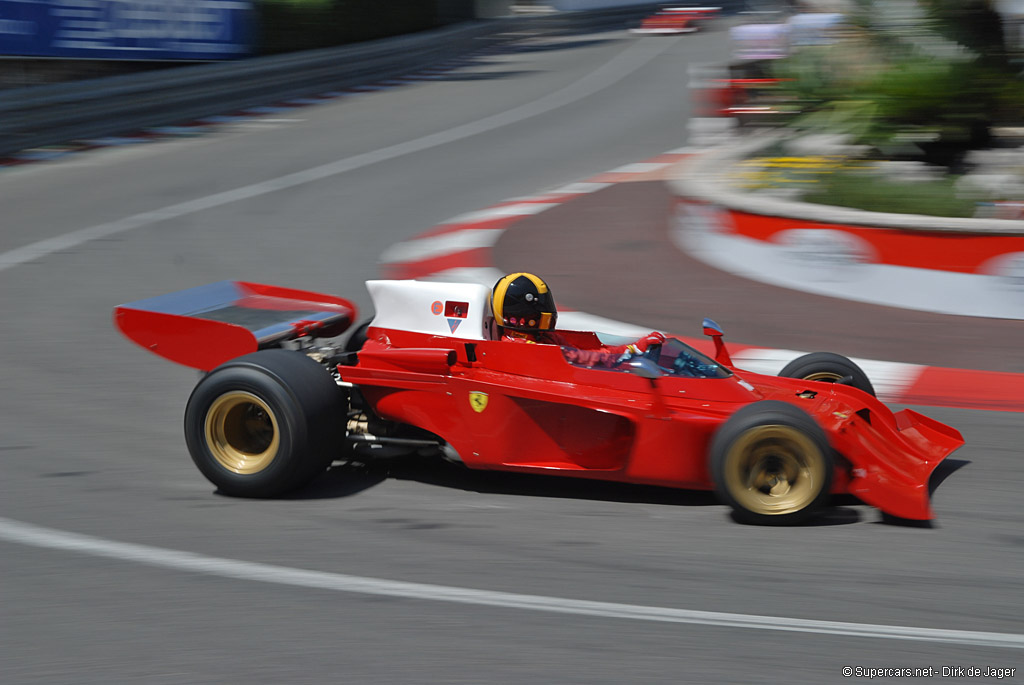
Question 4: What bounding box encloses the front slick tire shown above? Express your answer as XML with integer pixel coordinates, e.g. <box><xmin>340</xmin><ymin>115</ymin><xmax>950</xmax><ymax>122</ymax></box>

<box><xmin>778</xmin><ymin>351</ymin><xmax>875</xmax><ymax>397</ymax></box>
<box><xmin>710</xmin><ymin>401</ymin><xmax>833</xmax><ymax>525</ymax></box>
<box><xmin>185</xmin><ymin>349</ymin><xmax>345</xmax><ymax>498</ymax></box>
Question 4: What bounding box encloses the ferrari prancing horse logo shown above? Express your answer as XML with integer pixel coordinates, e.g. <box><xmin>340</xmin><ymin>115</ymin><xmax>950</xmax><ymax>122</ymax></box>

<box><xmin>469</xmin><ymin>392</ymin><xmax>488</xmax><ymax>413</ymax></box>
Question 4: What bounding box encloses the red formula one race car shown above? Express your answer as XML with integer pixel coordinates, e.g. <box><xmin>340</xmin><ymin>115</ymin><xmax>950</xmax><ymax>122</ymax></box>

<box><xmin>630</xmin><ymin>6</ymin><xmax>720</xmax><ymax>35</ymax></box>
<box><xmin>114</xmin><ymin>279</ymin><xmax>963</xmax><ymax>525</ymax></box>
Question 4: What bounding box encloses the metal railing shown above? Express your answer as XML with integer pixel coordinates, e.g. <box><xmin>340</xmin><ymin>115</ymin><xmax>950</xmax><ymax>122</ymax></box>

<box><xmin>0</xmin><ymin>5</ymin><xmax>661</xmax><ymax>157</ymax></box>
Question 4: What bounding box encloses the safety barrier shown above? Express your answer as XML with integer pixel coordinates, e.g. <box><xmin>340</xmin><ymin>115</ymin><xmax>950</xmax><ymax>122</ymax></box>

<box><xmin>0</xmin><ymin>5</ymin><xmax>660</xmax><ymax>157</ymax></box>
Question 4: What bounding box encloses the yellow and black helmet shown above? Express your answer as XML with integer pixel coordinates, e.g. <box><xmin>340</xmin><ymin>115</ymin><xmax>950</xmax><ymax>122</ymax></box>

<box><xmin>492</xmin><ymin>272</ymin><xmax>557</xmax><ymax>331</ymax></box>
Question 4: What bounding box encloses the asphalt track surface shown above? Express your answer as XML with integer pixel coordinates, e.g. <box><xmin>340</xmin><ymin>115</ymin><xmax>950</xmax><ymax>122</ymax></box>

<box><xmin>1</xmin><ymin>28</ymin><xmax>1022</xmax><ymax>685</ymax></box>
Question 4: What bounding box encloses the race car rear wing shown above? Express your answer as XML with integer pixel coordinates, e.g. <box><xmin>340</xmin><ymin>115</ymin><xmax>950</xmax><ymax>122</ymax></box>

<box><xmin>114</xmin><ymin>281</ymin><xmax>357</xmax><ymax>371</ymax></box>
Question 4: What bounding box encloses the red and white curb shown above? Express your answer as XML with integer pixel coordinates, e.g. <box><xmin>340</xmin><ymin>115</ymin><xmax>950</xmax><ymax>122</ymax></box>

<box><xmin>671</xmin><ymin>200</ymin><xmax>1024</xmax><ymax>321</ymax></box>
<box><xmin>380</xmin><ymin>149</ymin><xmax>1024</xmax><ymax>412</ymax></box>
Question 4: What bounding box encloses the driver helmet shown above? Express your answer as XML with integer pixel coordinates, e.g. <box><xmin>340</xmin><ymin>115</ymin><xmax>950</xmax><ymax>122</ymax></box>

<box><xmin>491</xmin><ymin>272</ymin><xmax>557</xmax><ymax>332</ymax></box>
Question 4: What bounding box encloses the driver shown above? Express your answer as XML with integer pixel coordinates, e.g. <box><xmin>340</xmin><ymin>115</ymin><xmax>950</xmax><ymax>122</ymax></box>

<box><xmin>491</xmin><ymin>272</ymin><xmax>665</xmax><ymax>368</ymax></box>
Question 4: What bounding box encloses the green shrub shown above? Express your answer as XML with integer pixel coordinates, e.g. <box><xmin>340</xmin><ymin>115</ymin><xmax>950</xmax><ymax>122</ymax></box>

<box><xmin>801</xmin><ymin>169</ymin><xmax>978</xmax><ymax>217</ymax></box>
<box><xmin>766</xmin><ymin>4</ymin><xmax>1024</xmax><ymax>171</ymax></box>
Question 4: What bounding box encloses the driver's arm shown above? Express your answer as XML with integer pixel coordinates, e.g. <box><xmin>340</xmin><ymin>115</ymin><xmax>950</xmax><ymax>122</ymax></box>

<box><xmin>551</xmin><ymin>331</ymin><xmax>665</xmax><ymax>368</ymax></box>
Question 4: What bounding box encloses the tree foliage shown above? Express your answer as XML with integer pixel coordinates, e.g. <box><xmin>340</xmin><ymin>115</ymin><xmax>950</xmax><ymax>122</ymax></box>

<box><xmin>774</xmin><ymin>2</ymin><xmax>1024</xmax><ymax>169</ymax></box>
<box><xmin>919</xmin><ymin>0</ymin><xmax>1010</xmax><ymax>66</ymax></box>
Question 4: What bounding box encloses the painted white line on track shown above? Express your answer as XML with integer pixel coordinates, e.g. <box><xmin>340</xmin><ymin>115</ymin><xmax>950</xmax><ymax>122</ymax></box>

<box><xmin>439</xmin><ymin>202</ymin><xmax>561</xmax><ymax>226</ymax></box>
<box><xmin>380</xmin><ymin>228</ymin><xmax>503</xmax><ymax>264</ymax></box>
<box><xmin>607</xmin><ymin>162</ymin><xmax>672</xmax><ymax>174</ymax></box>
<box><xmin>558</xmin><ymin>311</ymin><xmax>653</xmax><ymax>338</ymax></box>
<box><xmin>0</xmin><ymin>36</ymin><xmax>681</xmax><ymax>275</ymax></box>
<box><xmin>422</xmin><ymin>266</ymin><xmax>505</xmax><ymax>287</ymax></box>
<box><xmin>0</xmin><ymin>516</ymin><xmax>1021</xmax><ymax>650</ymax></box>
<box><xmin>547</xmin><ymin>181</ymin><xmax>613</xmax><ymax>195</ymax></box>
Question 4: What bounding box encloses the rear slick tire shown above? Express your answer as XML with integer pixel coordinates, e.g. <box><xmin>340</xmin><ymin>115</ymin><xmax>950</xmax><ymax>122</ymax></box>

<box><xmin>184</xmin><ymin>349</ymin><xmax>346</xmax><ymax>498</ymax></box>
<box><xmin>710</xmin><ymin>401</ymin><xmax>834</xmax><ymax>525</ymax></box>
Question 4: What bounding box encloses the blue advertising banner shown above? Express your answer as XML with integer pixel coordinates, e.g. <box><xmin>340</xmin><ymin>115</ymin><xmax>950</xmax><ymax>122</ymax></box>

<box><xmin>0</xmin><ymin>0</ymin><xmax>254</xmax><ymax>60</ymax></box>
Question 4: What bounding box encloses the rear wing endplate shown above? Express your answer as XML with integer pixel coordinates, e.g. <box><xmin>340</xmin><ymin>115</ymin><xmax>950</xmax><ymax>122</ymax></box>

<box><xmin>114</xmin><ymin>281</ymin><xmax>357</xmax><ymax>371</ymax></box>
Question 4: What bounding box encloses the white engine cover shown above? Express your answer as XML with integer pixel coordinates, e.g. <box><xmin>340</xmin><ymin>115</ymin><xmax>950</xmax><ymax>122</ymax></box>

<box><xmin>366</xmin><ymin>280</ymin><xmax>493</xmax><ymax>341</ymax></box>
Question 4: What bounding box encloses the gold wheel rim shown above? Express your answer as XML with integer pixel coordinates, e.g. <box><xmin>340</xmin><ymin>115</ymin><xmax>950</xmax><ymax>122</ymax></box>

<box><xmin>804</xmin><ymin>371</ymin><xmax>843</xmax><ymax>383</ymax></box>
<box><xmin>723</xmin><ymin>424</ymin><xmax>825</xmax><ymax>516</ymax></box>
<box><xmin>204</xmin><ymin>391</ymin><xmax>280</xmax><ymax>474</ymax></box>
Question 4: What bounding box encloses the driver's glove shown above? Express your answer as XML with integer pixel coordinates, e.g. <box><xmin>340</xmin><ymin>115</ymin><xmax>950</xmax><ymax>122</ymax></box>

<box><xmin>631</xmin><ymin>331</ymin><xmax>665</xmax><ymax>354</ymax></box>
<box><xmin>618</xmin><ymin>331</ymin><xmax>665</xmax><ymax>363</ymax></box>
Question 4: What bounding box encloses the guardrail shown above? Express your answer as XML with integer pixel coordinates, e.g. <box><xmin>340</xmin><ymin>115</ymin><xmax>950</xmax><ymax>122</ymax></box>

<box><xmin>0</xmin><ymin>4</ymin><xmax>661</xmax><ymax>157</ymax></box>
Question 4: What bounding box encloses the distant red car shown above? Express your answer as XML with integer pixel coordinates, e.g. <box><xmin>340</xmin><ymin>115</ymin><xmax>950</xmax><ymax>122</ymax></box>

<box><xmin>114</xmin><ymin>279</ymin><xmax>962</xmax><ymax>525</ymax></box>
<box><xmin>690</xmin><ymin>61</ymin><xmax>795</xmax><ymax>126</ymax></box>
<box><xmin>630</xmin><ymin>5</ymin><xmax>720</xmax><ymax>34</ymax></box>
